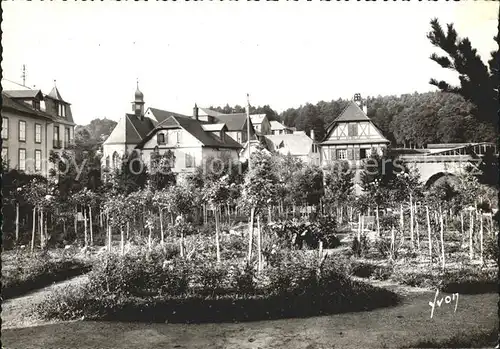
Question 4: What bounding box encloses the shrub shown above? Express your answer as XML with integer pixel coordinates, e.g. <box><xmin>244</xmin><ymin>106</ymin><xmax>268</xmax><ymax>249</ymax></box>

<box><xmin>351</xmin><ymin>234</ymin><xmax>370</xmax><ymax>257</ymax></box>
<box><xmin>232</xmin><ymin>262</ymin><xmax>257</xmax><ymax>295</ymax></box>
<box><xmin>192</xmin><ymin>261</ymin><xmax>229</xmax><ymax>297</ymax></box>
<box><xmin>484</xmin><ymin>235</ymin><xmax>499</xmax><ymax>262</ymax></box>
<box><xmin>1</xmin><ymin>251</ymin><xmax>90</xmax><ymax>299</ymax></box>
<box><xmin>265</xmin><ymin>217</ymin><xmax>341</xmax><ymax>250</ymax></box>
<box><xmin>374</xmin><ymin>238</ymin><xmax>391</xmax><ymax>259</ymax></box>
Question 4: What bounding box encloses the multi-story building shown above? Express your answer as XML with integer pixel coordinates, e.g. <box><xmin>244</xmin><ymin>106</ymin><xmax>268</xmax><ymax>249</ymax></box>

<box><xmin>263</xmin><ymin>130</ymin><xmax>320</xmax><ymax>165</ymax></box>
<box><xmin>102</xmin><ymin>86</ymin><xmax>243</xmax><ymax>178</ymax></box>
<box><xmin>320</xmin><ymin>98</ymin><xmax>390</xmax><ymax>167</ymax></box>
<box><xmin>250</xmin><ymin>114</ymin><xmax>271</xmax><ymax>135</ymax></box>
<box><xmin>270</xmin><ymin>120</ymin><xmax>294</xmax><ymax>135</ymax></box>
<box><xmin>197</xmin><ymin>108</ymin><xmax>257</xmax><ymax>145</ymax></box>
<box><xmin>1</xmin><ymin>83</ymin><xmax>76</xmax><ymax>176</ymax></box>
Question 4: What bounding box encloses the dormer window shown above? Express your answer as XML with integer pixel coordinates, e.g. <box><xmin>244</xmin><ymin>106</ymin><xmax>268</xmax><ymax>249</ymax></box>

<box><xmin>157</xmin><ymin>133</ymin><xmax>166</xmax><ymax>145</ymax></box>
<box><xmin>57</xmin><ymin>103</ymin><xmax>66</xmax><ymax>117</ymax></box>
<box><xmin>176</xmin><ymin>130</ymin><xmax>182</xmax><ymax>144</ymax></box>
<box><xmin>33</xmin><ymin>100</ymin><xmax>40</xmax><ymax>110</ymax></box>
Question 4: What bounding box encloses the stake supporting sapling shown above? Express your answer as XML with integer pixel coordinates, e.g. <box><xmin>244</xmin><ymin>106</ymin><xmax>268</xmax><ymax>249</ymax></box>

<box><xmin>89</xmin><ymin>206</ymin><xmax>94</xmax><ymax>246</ymax></box>
<box><xmin>439</xmin><ymin>205</ymin><xmax>445</xmax><ymax>271</ymax></box>
<box><xmin>31</xmin><ymin>206</ymin><xmax>36</xmax><ymax>252</ymax></box>
<box><xmin>426</xmin><ymin>205</ymin><xmax>432</xmax><ymax>265</ymax></box>
<box><xmin>257</xmin><ymin>214</ymin><xmax>262</xmax><ymax>272</ymax></box>
<box><xmin>215</xmin><ymin>205</ymin><xmax>221</xmax><ymax>263</ymax></box>
<box><xmin>15</xmin><ymin>202</ymin><xmax>19</xmax><ymax>242</ymax></box>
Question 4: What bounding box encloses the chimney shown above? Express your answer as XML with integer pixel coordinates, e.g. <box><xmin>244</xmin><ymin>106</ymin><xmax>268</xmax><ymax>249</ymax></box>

<box><xmin>193</xmin><ymin>103</ymin><xmax>199</xmax><ymax>121</ymax></box>
<box><xmin>362</xmin><ymin>105</ymin><xmax>368</xmax><ymax>115</ymax></box>
<box><xmin>310</xmin><ymin>129</ymin><xmax>315</xmax><ymax>141</ymax></box>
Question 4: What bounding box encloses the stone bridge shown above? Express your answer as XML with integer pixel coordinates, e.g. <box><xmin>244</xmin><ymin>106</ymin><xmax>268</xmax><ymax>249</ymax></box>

<box><xmin>398</xmin><ymin>142</ymin><xmax>496</xmax><ymax>187</ymax></box>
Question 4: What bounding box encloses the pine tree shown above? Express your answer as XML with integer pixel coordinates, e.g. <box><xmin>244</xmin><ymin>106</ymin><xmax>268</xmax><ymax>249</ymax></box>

<box><xmin>427</xmin><ymin>10</ymin><xmax>499</xmax><ymax>134</ymax></box>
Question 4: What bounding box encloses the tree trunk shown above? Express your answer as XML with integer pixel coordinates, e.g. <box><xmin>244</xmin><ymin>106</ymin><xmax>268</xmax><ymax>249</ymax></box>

<box><xmin>460</xmin><ymin>212</ymin><xmax>464</xmax><ymax>246</ymax></box>
<box><xmin>357</xmin><ymin>213</ymin><xmax>361</xmax><ymax>241</ymax></box>
<box><xmin>257</xmin><ymin>214</ymin><xmax>262</xmax><ymax>272</ymax></box>
<box><xmin>180</xmin><ymin>230</ymin><xmax>184</xmax><ymax>258</ymax></box>
<box><xmin>415</xmin><ymin>204</ymin><xmax>420</xmax><ymax>250</ymax></box>
<box><xmin>74</xmin><ymin>207</ymin><xmax>78</xmax><ymax>236</ymax></box>
<box><xmin>108</xmin><ymin>223</ymin><xmax>112</xmax><ymax>253</ymax></box>
<box><xmin>376</xmin><ymin>205</ymin><xmax>380</xmax><ymax>237</ymax></box>
<box><xmin>99</xmin><ymin>210</ymin><xmax>103</xmax><ymax>228</ymax></box>
<box><xmin>400</xmin><ymin>204</ymin><xmax>404</xmax><ymax>242</ymax></box>
<box><xmin>148</xmin><ymin>224</ymin><xmax>152</xmax><ymax>252</ymax></box>
<box><xmin>121</xmin><ymin>228</ymin><xmax>125</xmax><ymax>255</ymax></box>
<box><xmin>469</xmin><ymin>210</ymin><xmax>474</xmax><ymax>260</ymax></box>
<box><xmin>40</xmin><ymin>209</ymin><xmax>44</xmax><ymax>249</ymax></box>
<box><xmin>268</xmin><ymin>206</ymin><xmax>272</xmax><ymax>224</ymax></box>
<box><xmin>215</xmin><ymin>205</ymin><xmax>221</xmax><ymax>263</ymax></box>
<box><xmin>159</xmin><ymin>207</ymin><xmax>164</xmax><ymax>246</ymax></box>
<box><xmin>439</xmin><ymin>206</ymin><xmax>445</xmax><ymax>271</ymax></box>
<box><xmin>390</xmin><ymin>225</ymin><xmax>395</xmax><ymax>260</ymax></box>
<box><xmin>340</xmin><ymin>206</ymin><xmax>343</xmax><ymax>224</ymax></box>
<box><xmin>15</xmin><ymin>202</ymin><xmax>19</xmax><ymax>243</ymax></box>
<box><xmin>409</xmin><ymin>194</ymin><xmax>414</xmax><ymax>248</ymax></box>
<box><xmin>479</xmin><ymin>212</ymin><xmax>484</xmax><ymax>265</ymax></box>
<box><xmin>248</xmin><ymin>207</ymin><xmax>255</xmax><ymax>262</ymax></box>
<box><xmin>89</xmin><ymin>206</ymin><xmax>94</xmax><ymax>246</ymax></box>
<box><xmin>426</xmin><ymin>206</ymin><xmax>432</xmax><ymax>263</ymax></box>
<box><xmin>31</xmin><ymin>207</ymin><xmax>36</xmax><ymax>252</ymax></box>
<box><xmin>127</xmin><ymin>221</ymin><xmax>130</xmax><ymax>241</ymax></box>
<box><xmin>83</xmin><ymin>207</ymin><xmax>88</xmax><ymax>247</ymax></box>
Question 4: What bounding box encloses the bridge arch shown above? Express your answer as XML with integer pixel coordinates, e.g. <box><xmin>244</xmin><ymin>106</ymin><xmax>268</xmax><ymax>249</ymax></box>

<box><xmin>425</xmin><ymin>171</ymin><xmax>459</xmax><ymax>189</ymax></box>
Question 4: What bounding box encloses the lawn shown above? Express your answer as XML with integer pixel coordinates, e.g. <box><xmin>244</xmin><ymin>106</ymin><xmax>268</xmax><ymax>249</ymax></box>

<box><xmin>2</xmin><ymin>291</ymin><xmax>497</xmax><ymax>349</ymax></box>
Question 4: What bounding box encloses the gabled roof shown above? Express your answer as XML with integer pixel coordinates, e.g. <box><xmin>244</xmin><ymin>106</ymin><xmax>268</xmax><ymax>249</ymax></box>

<box><xmin>322</xmin><ymin>101</ymin><xmax>389</xmax><ymax>144</ymax></box>
<box><xmin>1</xmin><ymin>92</ymin><xmax>53</xmax><ymax>121</ymax></box>
<box><xmin>199</xmin><ymin>108</ymin><xmax>225</xmax><ymax>117</ymax></box>
<box><xmin>4</xmin><ymin>90</ymin><xmax>44</xmax><ymax>100</ymax></box>
<box><xmin>270</xmin><ymin>120</ymin><xmax>291</xmax><ymax>130</ymax></box>
<box><xmin>147</xmin><ymin>107</ymin><xmax>190</xmax><ymax>124</ymax></box>
<box><xmin>103</xmin><ymin>114</ymin><xmax>155</xmax><ymax>145</ymax></box>
<box><xmin>202</xmin><ymin>123</ymin><xmax>226</xmax><ymax>132</ymax></box>
<box><xmin>250</xmin><ymin>114</ymin><xmax>266</xmax><ymax>125</ymax></box>
<box><xmin>213</xmin><ymin>113</ymin><xmax>248</xmax><ymax>131</ymax></box>
<box><xmin>333</xmin><ymin>101</ymin><xmax>370</xmax><ymax>123</ymax></box>
<box><xmin>137</xmin><ymin>115</ymin><xmax>242</xmax><ymax>149</ymax></box>
<box><xmin>264</xmin><ymin>133</ymin><xmax>314</xmax><ymax>156</ymax></box>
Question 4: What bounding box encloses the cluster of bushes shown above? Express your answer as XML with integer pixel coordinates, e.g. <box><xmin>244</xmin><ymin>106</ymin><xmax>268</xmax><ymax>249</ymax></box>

<box><xmin>265</xmin><ymin>216</ymin><xmax>341</xmax><ymax>249</ymax></box>
<box><xmin>32</xmin><ymin>250</ymin><xmax>400</xmax><ymax>323</ymax></box>
<box><xmin>1</xmin><ymin>250</ymin><xmax>91</xmax><ymax>299</ymax></box>
<box><xmin>390</xmin><ymin>267</ymin><xmax>497</xmax><ymax>293</ymax></box>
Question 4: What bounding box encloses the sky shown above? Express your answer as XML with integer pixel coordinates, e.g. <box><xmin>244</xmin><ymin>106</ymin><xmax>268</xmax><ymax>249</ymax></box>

<box><xmin>2</xmin><ymin>0</ymin><xmax>498</xmax><ymax>125</ymax></box>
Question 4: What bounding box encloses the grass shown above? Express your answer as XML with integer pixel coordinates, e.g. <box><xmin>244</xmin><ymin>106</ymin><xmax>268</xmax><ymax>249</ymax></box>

<box><xmin>4</xmin><ymin>292</ymin><xmax>497</xmax><ymax>349</ymax></box>
<box><xmin>406</xmin><ymin>327</ymin><xmax>499</xmax><ymax>348</ymax></box>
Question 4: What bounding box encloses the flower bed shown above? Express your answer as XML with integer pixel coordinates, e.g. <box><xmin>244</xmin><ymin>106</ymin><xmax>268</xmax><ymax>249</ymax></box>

<box><xmin>2</xmin><ymin>251</ymin><xmax>92</xmax><ymax>299</ymax></box>
<box><xmin>32</xmin><ymin>251</ymin><xmax>400</xmax><ymax>323</ymax></box>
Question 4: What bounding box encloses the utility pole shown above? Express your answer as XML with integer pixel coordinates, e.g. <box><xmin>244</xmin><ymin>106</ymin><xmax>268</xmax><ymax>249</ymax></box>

<box><xmin>246</xmin><ymin>93</ymin><xmax>251</xmax><ymax>171</ymax></box>
<box><xmin>21</xmin><ymin>65</ymin><xmax>26</xmax><ymax>86</ymax></box>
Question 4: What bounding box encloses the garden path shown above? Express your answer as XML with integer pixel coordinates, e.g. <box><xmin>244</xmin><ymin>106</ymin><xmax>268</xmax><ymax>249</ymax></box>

<box><xmin>1</xmin><ymin>274</ymin><xmax>89</xmax><ymax>329</ymax></box>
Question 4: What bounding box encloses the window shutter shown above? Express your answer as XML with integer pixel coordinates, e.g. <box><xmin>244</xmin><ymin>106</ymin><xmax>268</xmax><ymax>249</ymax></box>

<box><xmin>331</xmin><ymin>148</ymin><xmax>337</xmax><ymax>160</ymax></box>
<box><xmin>347</xmin><ymin>148</ymin><xmax>354</xmax><ymax>160</ymax></box>
<box><xmin>354</xmin><ymin>148</ymin><xmax>360</xmax><ymax>160</ymax></box>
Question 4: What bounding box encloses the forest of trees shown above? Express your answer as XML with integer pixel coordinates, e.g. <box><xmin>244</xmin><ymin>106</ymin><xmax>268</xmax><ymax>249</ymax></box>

<box><xmin>210</xmin><ymin>91</ymin><xmax>495</xmax><ymax>146</ymax></box>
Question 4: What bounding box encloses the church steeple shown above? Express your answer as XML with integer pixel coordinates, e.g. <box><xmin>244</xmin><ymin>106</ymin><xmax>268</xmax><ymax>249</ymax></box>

<box><xmin>132</xmin><ymin>79</ymin><xmax>145</xmax><ymax>120</ymax></box>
